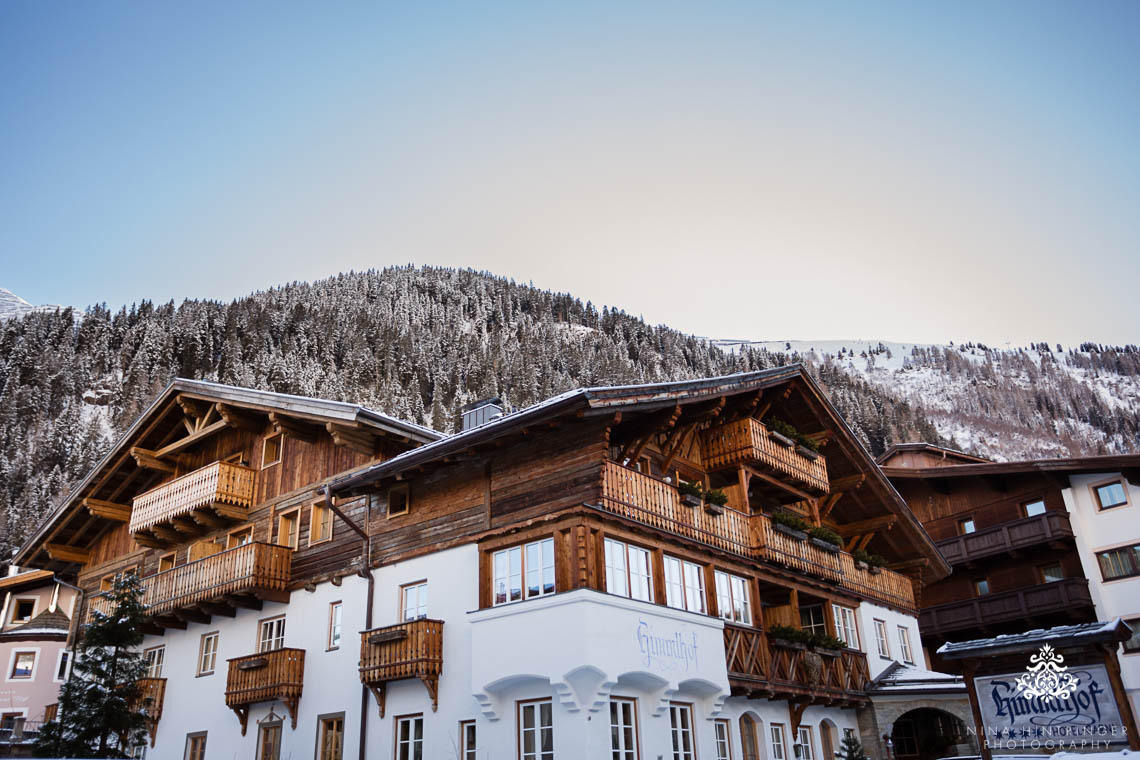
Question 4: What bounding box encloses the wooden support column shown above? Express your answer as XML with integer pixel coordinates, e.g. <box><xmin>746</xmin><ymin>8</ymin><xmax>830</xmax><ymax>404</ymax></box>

<box><xmin>1099</xmin><ymin>643</ymin><xmax>1140</xmax><ymax>750</ymax></box>
<box><xmin>960</xmin><ymin>659</ymin><xmax>991</xmax><ymax>760</ymax></box>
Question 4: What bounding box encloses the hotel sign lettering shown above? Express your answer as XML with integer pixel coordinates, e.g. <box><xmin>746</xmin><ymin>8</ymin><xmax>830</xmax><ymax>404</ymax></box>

<box><xmin>636</xmin><ymin>618</ymin><xmax>700</xmax><ymax>673</ymax></box>
<box><xmin>975</xmin><ymin>665</ymin><xmax>1127</xmax><ymax>745</ymax></box>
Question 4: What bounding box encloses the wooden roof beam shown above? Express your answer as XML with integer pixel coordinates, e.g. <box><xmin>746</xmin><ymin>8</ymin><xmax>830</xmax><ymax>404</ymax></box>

<box><xmin>45</xmin><ymin>543</ymin><xmax>90</xmax><ymax>564</ymax></box>
<box><xmin>215</xmin><ymin>403</ymin><xmax>264</xmax><ymax>432</ymax></box>
<box><xmin>836</xmin><ymin>515</ymin><xmax>897</xmax><ymax>538</ymax></box>
<box><xmin>326</xmin><ymin>423</ymin><xmax>376</xmax><ymax>456</ymax></box>
<box><xmin>82</xmin><ymin>498</ymin><xmax>131</xmax><ymax>522</ymax></box>
<box><xmin>176</xmin><ymin>394</ymin><xmax>210</xmax><ymax>420</ymax></box>
<box><xmin>153</xmin><ymin>419</ymin><xmax>228</xmax><ymax>459</ymax></box>
<box><xmin>269</xmin><ymin>412</ymin><xmax>318</xmax><ymax>444</ymax></box>
<box><xmin>130</xmin><ymin>448</ymin><xmax>176</xmax><ymax>473</ymax></box>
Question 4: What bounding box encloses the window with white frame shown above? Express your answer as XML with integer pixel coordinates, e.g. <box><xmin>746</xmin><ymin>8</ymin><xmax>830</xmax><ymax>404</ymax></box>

<box><xmin>771</xmin><ymin>723</ymin><xmax>788</xmax><ymax>760</ymax></box>
<box><xmin>604</xmin><ymin>539</ymin><xmax>653</xmax><ymax>602</ymax></box>
<box><xmin>328</xmin><ymin>602</ymin><xmax>343</xmax><ymax>649</ymax></box>
<box><xmin>715</xmin><ymin>570</ymin><xmax>752</xmax><ymax>625</ymax></box>
<box><xmin>198</xmin><ymin>633</ymin><xmax>218</xmax><ymax>676</ymax></box>
<box><xmin>259</xmin><ymin>616</ymin><xmax>285</xmax><ymax>653</ymax></box>
<box><xmin>8</xmin><ymin>651</ymin><xmax>35</xmax><ymax>680</ymax></box>
<box><xmin>609</xmin><ymin>698</ymin><xmax>639</xmax><ymax>760</ymax></box>
<box><xmin>143</xmin><ymin>646</ymin><xmax>164</xmax><ymax>678</ymax></box>
<box><xmin>394</xmin><ymin>714</ymin><xmax>423</xmax><ymax>760</ymax></box>
<box><xmin>54</xmin><ymin>650</ymin><xmax>71</xmax><ymax>682</ymax></box>
<box><xmin>493</xmin><ymin>539</ymin><xmax>554</xmax><ymax>605</ymax></box>
<box><xmin>714</xmin><ymin>719</ymin><xmax>732</xmax><ymax>760</ymax></box>
<box><xmin>10</xmin><ymin>598</ymin><xmax>35</xmax><ymax>623</ymax></box>
<box><xmin>664</xmin><ymin>556</ymin><xmax>706</xmax><ymax>614</ymax></box>
<box><xmin>401</xmin><ymin>582</ymin><xmax>428</xmax><ymax>621</ymax></box>
<box><xmin>669</xmin><ymin>703</ymin><xmax>696</xmax><ymax>760</ymax></box>
<box><xmin>832</xmin><ymin>605</ymin><xmax>859</xmax><ymax>648</ymax></box>
<box><xmin>798</xmin><ymin>726</ymin><xmax>815</xmax><ymax>760</ymax></box>
<box><xmin>459</xmin><ymin>720</ymin><xmax>476</xmax><ymax>760</ymax></box>
<box><xmin>518</xmin><ymin>699</ymin><xmax>554</xmax><ymax>760</ymax></box>
<box><xmin>898</xmin><ymin>625</ymin><xmax>914</xmax><ymax>664</ymax></box>
<box><xmin>874</xmin><ymin>619</ymin><xmax>890</xmax><ymax>658</ymax></box>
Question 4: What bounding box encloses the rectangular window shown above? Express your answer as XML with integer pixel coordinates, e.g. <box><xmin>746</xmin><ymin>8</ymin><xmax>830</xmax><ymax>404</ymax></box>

<box><xmin>714</xmin><ymin>719</ymin><xmax>732</xmax><ymax>760</ymax></box>
<box><xmin>974</xmin><ymin>578</ymin><xmax>990</xmax><ymax>596</ymax></box>
<box><xmin>328</xmin><ymin>602</ymin><xmax>343</xmax><ymax>650</ymax></box>
<box><xmin>402</xmin><ymin>582</ymin><xmax>428</xmax><ymax>621</ymax></box>
<box><xmin>874</xmin><ymin>619</ymin><xmax>890</xmax><ymax>658</ymax></box>
<box><xmin>832</xmin><ymin>605</ymin><xmax>859</xmax><ymax>648</ymax></box>
<box><xmin>262</xmin><ymin>434</ymin><xmax>282</xmax><ymax>467</ymax></box>
<box><xmin>158</xmin><ymin>553</ymin><xmax>176</xmax><ymax>572</ymax></box>
<box><xmin>1040</xmin><ymin>563</ymin><xmax>1065</xmax><ymax>583</ymax></box>
<box><xmin>1123</xmin><ymin>617</ymin><xmax>1140</xmax><ymax>654</ymax></box>
<box><xmin>11</xmin><ymin>598</ymin><xmax>35</xmax><ymax>623</ymax></box>
<box><xmin>800</xmin><ymin>605</ymin><xmax>826</xmax><ymax>636</ymax></box>
<box><xmin>958</xmin><ymin>517</ymin><xmax>975</xmax><ymax>535</ymax></box>
<box><xmin>388</xmin><ymin>484</ymin><xmax>411</xmax><ymax>517</ymax></box>
<box><xmin>610</xmin><ymin>698</ymin><xmax>639</xmax><ymax>760</ymax></box>
<box><xmin>493</xmin><ymin>539</ymin><xmax>554</xmax><ymax>605</ymax></box>
<box><xmin>9</xmin><ymin>652</ymin><xmax>35</xmax><ymax>679</ymax></box>
<box><xmin>771</xmin><ymin>724</ymin><xmax>787</xmax><ymax>760</ymax></box>
<box><xmin>259</xmin><ymin>616</ymin><xmax>286</xmax><ymax>653</ymax></box>
<box><xmin>258</xmin><ymin>722</ymin><xmax>282</xmax><ymax>760</ymax></box>
<box><xmin>318</xmin><ymin>715</ymin><xmax>344</xmax><ymax>760</ymax></box>
<box><xmin>1098</xmin><ymin>544</ymin><xmax>1140</xmax><ymax>581</ymax></box>
<box><xmin>227</xmin><ymin>526</ymin><xmax>253</xmax><ymax>549</ymax></box>
<box><xmin>714</xmin><ymin>570</ymin><xmax>752</xmax><ymax>625</ymax></box>
<box><xmin>669</xmin><ymin>703</ymin><xmax>695</xmax><ymax>760</ymax></box>
<box><xmin>604</xmin><ymin>539</ymin><xmax>653</xmax><ymax>602</ymax></box>
<box><xmin>184</xmin><ymin>733</ymin><xmax>207</xmax><ymax>760</ymax></box>
<box><xmin>664</xmin><ymin>556</ymin><xmax>706</xmax><ymax>614</ymax></box>
<box><xmin>198</xmin><ymin>633</ymin><xmax>218</xmax><ymax>676</ymax></box>
<box><xmin>1023</xmin><ymin>499</ymin><xmax>1047</xmax><ymax>517</ymax></box>
<box><xmin>310</xmin><ymin>505</ymin><xmax>334</xmax><ymax>545</ymax></box>
<box><xmin>459</xmin><ymin>720</ymin><xmax>477</xmax><ymax>760</ymax></box>
<box><xmin>1094</xmin><ymin>481</ymin><xmax>1129</xmax><ymax>510</ymax></box>
<box><xmin>394</xmin><ymin>714</ymin><xmax>423</xmax><ymax>760</ymax></box>
<box><xmin>898</xmin><ymin>625</ymin><xmax>914</xmax><ymax>664</ymax></box>
<box><xmin>277</xmin><ymin>508</ymin><xmax>300</xmax><ymax>550</ymax></box>
<box><xmin>798</xmin><ymin>726</ymin><xmax>815</xmax><ymax>760</ymax></box>
<box><xmin>54</xmin><ymin>651</ymin><xmax>70</xmax><ymax>682</ymax></box>
<box><xmin>518</xmin><ymin>699</ymin><xmax>554</xmax><ymax>760</ymax></box>
<box><xmin>143</xmin><ymin>646</ymin><xmax>165</xmax><ymax>679</ymax></box>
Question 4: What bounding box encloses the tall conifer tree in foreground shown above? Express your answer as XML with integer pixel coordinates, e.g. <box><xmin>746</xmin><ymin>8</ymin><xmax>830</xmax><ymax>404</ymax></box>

<box><xmin>35</xmin><ymin>572</ymin><xmax>151</xmax><ymax>758</ymax></box>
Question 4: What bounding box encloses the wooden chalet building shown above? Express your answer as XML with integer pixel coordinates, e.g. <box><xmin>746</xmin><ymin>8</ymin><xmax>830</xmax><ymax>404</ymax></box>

<box><xmin>17</xmin><ymin>369</ymin><xmax>956</xmax><ymax>760</ymax></box>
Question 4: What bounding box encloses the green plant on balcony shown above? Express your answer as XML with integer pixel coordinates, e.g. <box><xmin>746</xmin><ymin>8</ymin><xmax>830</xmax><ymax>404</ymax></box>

<box><xmin>704</xmin><ymin>488</ymin><xmax>728</xmax><ymax>515</ymax></box>
<box><xmin>808</xmin><ymin>526</ymin><xmax>841</xmax><ymax>546</ymax></box>
<box><xmin>765</xmin><ymin>419</ymin><xmax>822</xmax><ymax>458</ymax></box>
<box><xmin>809</xmin><ymin>632</ymin><xmax>847</xmax><ymax>656</ymax></box>
<box><xmin>770</xmin><ymin>511</ymin><xmax>810</xmax><ymax>540</ymax></box>
<box><xmin>853</xmin><ymin>548</ymin><xmax>887</xmax><ymax>572</ymax></box>
<box><xmin>678</xmin><ymin>480</ymin><xmax>704</xmax><ymax>507</ymax></box>
<box><xmin>768</xmin><ymin>624</ymin><xmax>812</xmax><ymax>649</ymax></box>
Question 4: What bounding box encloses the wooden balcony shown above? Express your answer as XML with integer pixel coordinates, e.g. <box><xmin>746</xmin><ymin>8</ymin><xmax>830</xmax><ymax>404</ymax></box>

<box><xmin>135</xmin><ymin>677</ymin><xmax>166</xmax><ymax>747</ymax></box>
<box><xmin>599</xmin><ymin>462</ymin><xmax>916</xmax><ymax>610</ymax></box>
<box><xmin>724</xmin><ymin>624</ymin><xmax>869</xmax><ymax>704</ymax></box>
<box><xmin>919</xmin><ymin>578</ymin><xmax>1094</xmax><ymax>637</ymax></box>
<box><xmin>700</xmin><ymin>418</ymin><xmax>829</xmax><ymax>494</ymax></box>
<box><xmin>225</xmin><ymin>648</ymin><xmax>305</xmax><ymax>735</ymax></box>
<box><xmin>359</xmin><ymin>619</ymin><xmax>444</xmax><ymax>717</ymax></box>
<box><xmin>88</xmin><ymin>542</ymin><xmax>291</xmax><ymax>626</ymax></box>
<box><xmin>936</xmin><ymin>511</ymin><xmax>1074</xmax><ymax>565</ymax></box>
<box><xmin>130</xmin><ymin>460</ymin><xmax>256</xmax><ymax>547</ymax></box>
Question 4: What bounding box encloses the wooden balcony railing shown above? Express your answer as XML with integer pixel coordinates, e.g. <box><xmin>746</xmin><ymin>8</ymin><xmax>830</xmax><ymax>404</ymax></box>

<box><xmin>130</xmin><ymin>460</ymin><xmax>256</xmax><ymax>538</ymax></box>
<box><xmin>723</xmin><ymin>624</ymin><xmax>869</xmax><ymax>700</ymax></box>
<box><xmin>919</xmin><ymin>577</ymin><xmax>1094</xmax><ymax>637</ymax></box>
<box><xmin>360</xmin><ymin>619</ymin><xmax>444</xmax><ymax>717</ymax></box>
<box><xmin>599</xmin><ymin>462</ymin><xmax>916</xmax><ymax>610</ymax></box>
<box><xmin>88</xmin><ymin>542</ymin><xmax>291</xmax><ymax>623</ymax></box>
<box><xmin>225</xmin><ymin>648</ymin><xmax>305</xmax><ymax>735</ymax></box>
<box><xmin>700</xmin><ymin>418</ymin><xmax>829</xmax><ymax>494</ymax></box>
<box><xmin>135</xmin><ymin>677</ymin><xmax>166</xmax><ymax>747</ymax></box>
<box><xmin>936</xmin><ymin>511</ymin><xmax>1074</xmax><ymax>565</ymax></box>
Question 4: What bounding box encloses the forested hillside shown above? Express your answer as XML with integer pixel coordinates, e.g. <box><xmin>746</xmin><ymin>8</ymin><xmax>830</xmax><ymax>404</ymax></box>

<box><xmin>1</xmin><ymin>266</ymin><xmax>1133</xmax><ymax>561</ymax></box>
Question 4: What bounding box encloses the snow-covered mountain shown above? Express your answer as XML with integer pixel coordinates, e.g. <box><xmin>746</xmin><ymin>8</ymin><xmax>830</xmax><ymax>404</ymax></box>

<box><xmin>0</xmin><ymin>287</ymin><xmax>61</xmax><ymax>321</ymax></box>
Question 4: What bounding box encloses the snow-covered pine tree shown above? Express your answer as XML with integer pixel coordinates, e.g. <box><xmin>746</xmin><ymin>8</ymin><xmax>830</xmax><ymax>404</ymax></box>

<box><xmin>35</xmin><ymin>572</ymin><xmax>151</xmax><ymax>758</ymax></box>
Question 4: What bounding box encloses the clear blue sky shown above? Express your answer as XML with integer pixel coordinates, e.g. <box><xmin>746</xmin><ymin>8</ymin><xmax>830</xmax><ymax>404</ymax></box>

<box><xmin>2</xmin><ymin>1</ymin><xmax>1138</xmax><ymax>346</ymax></box>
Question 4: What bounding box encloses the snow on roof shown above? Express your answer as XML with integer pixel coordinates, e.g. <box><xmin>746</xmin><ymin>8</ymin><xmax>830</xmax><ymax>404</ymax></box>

<box><xmin>938</xmin><ymin>619</ymin><xmax>1132</xmax><ymax>659</ymax></box>
<box><xmin>0</xmin><ymin>607</ymin><xmax>71</xmax><ymax>638</ymax></box>
<box><xmin>866</xmin><ymin>661</ymin><xmax>965</xmax><ymax>694</ymax></box>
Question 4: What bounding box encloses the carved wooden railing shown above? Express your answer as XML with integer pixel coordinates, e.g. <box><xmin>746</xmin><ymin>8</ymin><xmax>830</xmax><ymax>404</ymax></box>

<box><xmin>88</xmin><ymin>542</ymin><xmax>291</xmax><ymax>620</ymax></box>
<box><xmin>359</xmin><ymin>619</ymin><xmax>444</xmax><ymax>717</ymax></box>
<box><xmin>225</xmin><ymin>648</ymin><xmax>305</xmax><ymax>735</ymax></box>
<box><xmin>724</xmin><ymin>625</ymin><xmax>869</xmax><ymax>697</ymax></box>
<box><xmin>700</xmin><ymin>418</ymin><xmax>829</xmax><ymax>493</ymax></box>
<box><xmin>130</xmin><ymin>460</ymin><xmax>256</xmax><ymax>535</ymax></box>
<box><xmin>599</xmin><ymin>463</ymin><xmax>916</xmax><ymax>610</ymax></box>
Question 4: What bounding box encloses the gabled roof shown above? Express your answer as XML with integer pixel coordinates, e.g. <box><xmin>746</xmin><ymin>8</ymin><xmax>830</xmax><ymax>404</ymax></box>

<box><xmin>937</xmin><ymin>619</ymin><xmax>1132</xmax><ymax>659</ymax></box>
<box><xmin>0</xmin><ymin>570</ymin><xmax>54</xmax><ymax>593</ymax></box>
<box><xmin>330</xmin><ymin>366</ymin><xmax>951</xmax><ymax>580</ymax></box>
<box><xmin>866</xmin><ymin>661</ymin><xmax>965</xmax><ymax>695</ymax></box>
<box><xmin>883</xmin><ymin>453</ymin><xmax>1140</xmax><ymax>480</ymax></box>
<box><xmin>16</xmin><ymin>378</ymin><xmax>439</xmax><ymax>570</ymax></box>
<box><xmin>876</xmin><ymin>442</ymin><xmax>992</xmax><ymax>466</ymax></box>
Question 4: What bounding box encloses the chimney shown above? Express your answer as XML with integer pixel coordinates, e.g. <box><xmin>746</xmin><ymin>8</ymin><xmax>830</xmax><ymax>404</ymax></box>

<box><xmin>461</xmin><ymin>398</ymin><xmax>504</xmax><ymax>431</ymax></box>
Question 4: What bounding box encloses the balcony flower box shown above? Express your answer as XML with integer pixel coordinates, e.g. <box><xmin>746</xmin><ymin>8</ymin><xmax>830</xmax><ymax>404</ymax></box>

<box><xmin>854</xmin><ymin>559</ymin><xmax>869</xmax><ymax>571</ymax></box>
<box><xmin>810</xmin><ymin>537</ymin><xmax>840</xmax><ymax>554</ymax></box>
<box><xmin>703</xmin><ymin>489</ymin><xmax>728</xmax><ymax>516</ymax></box>
<box><xmin>368</xmin><ymin>629</ymin><xmax>409</xmax><ymax>645</ymax></box>
<box><xmin>678</xmin><ymin>481</ymin><xmax>704</xmax><ymax>508</ymax></box>
<box><xmin>774</xmin><ymin>523</ymin><xmax>807</xmax><ymax>541</ymax></box>
<box><xmin>813</xmin><ymin>646</ymin><xmax>842</xmax><ymax>658</ymax></box>
<box><xmin>680</xmin><ymin>493</ymin><xmax>702</xmax><ymax>508</ymax></box>
<box><xmin>770</xmin><ymin>638</ymin><xmax>806</xmax><ymax>651</ymax></box>
<box><xmin>236</xmin><ymin>657</ymin><xmax>268</xmax><ymax>671</ymax></box>
<box><xmin>704</xmin><ymin>503</ymin><xmax>724</xmax><ymax>516</ymax></box>
<box><xmin>796</xmin><ymin>445</ymin><xmax>820</xmax><ymax>461</ymax></box>
<box><xmin>869</xmin><ymin>565</ymin><xmax>882</xmax><ymax>575</ymax></box>
<box><xmin>769</xmin><ymin>430</ymin><xmax>795</xmax><ymax>448</ymax></box>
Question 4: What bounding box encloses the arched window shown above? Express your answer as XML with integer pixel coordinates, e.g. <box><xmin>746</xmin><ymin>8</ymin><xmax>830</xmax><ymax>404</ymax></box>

<box><xmin>741</xmin><ymin>714</ymin><xmax>761</xmax><ymax>760</ymax></box>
